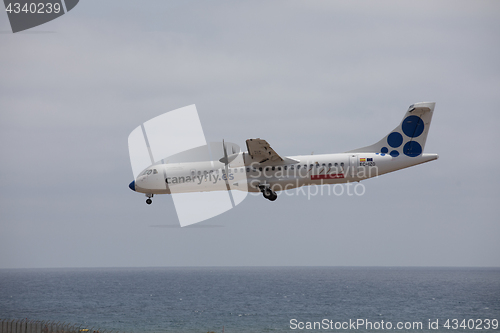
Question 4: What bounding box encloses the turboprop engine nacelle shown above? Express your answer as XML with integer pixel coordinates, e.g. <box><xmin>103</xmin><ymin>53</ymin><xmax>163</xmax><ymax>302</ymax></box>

<box><xmin>220</xmin><ymin>152</ymin><xmax>247</xmax><ymax>168</ymax></box>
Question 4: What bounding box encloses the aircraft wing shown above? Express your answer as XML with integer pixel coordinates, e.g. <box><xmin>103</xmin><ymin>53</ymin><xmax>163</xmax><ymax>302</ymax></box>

<box><xmin>246</xmin><ymin>138</ymin><xmax>286</xmax><ymax>164</ymax></box>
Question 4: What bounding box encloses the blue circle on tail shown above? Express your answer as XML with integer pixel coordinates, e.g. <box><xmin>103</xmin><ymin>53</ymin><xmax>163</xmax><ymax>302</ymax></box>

<box><xmin>387</xmin><ymin>132</ymin><xmax>403</xmax><ymax>148</ymax></box>
<box><xmin>390</xmin><ymin>150</ymin><xmax>399</xmax><ymax>157</ymax></box>
<box><xmin>403</xmin><ymin>141</ymin><xmax>422</xmax><ymax>157</ymax></box>
<box><xmin>381</xmin><ymin>147</ymin><xmax>388</xmax><ymax>154</ymax></box>
<box><xmin>402</xmin><ymin>115</ymin><xmax>424</xmax><ymax>138</ymax></box>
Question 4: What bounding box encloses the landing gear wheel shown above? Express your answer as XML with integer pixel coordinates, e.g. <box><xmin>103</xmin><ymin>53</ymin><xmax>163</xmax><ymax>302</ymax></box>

<box><xmin>146</xmin><ymin>198</ymin><xmax>152</xmax><ymax>205</ymax></box>
<box><xmin>262</xmin><ymin>188</ymin><xmax>278</xmax><ymax>201</ymax></box>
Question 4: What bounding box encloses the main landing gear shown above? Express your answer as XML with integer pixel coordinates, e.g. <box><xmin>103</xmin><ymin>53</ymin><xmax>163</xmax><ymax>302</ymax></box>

<box><xmin>259</xmin><ymin>185</ymin><xmax>278</xmax><ymax>201</ymax></box>
<box><xmin>145</xmin><ymin>193</ymin><xmax>153</xmax><ymax>205</ymax></box>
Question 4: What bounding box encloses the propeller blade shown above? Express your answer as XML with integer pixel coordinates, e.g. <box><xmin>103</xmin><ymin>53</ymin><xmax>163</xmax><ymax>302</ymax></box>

<box><xmin>222</xmin><ymin>140</ymin><xmax>231</xmax><ymax>192</ymax></box>
<box><xmin>223</xmin><ymin>139</ymin><xmax>230</xmax><ymax>167</ymax></box>
<box><xmin>222</xmin><ymin>140</ymin><xmax>228</xmax><ymax>162</ymax></box>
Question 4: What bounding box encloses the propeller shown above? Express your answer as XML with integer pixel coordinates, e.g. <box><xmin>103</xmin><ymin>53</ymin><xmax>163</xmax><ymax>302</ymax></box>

<box><xmin>222</xmin><ymin>139</ymin><xmax>229</xmax><ymax>168</ymax></box>
<box><xmin>222</xmin><ymin>140</ymin><xmax>234</xmax><ymax>201</ymax></box>
<box><xmin>222</xmin><ymin>140</ymin><xmax>230</xmax><ymax>184</ymax></box>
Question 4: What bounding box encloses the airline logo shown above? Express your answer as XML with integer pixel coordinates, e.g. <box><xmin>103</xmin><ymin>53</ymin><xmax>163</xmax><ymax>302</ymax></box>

<box><xmin>359</xmin><ymin>157</ymin><xmax>373</xmax><ymax>162</ymax></box>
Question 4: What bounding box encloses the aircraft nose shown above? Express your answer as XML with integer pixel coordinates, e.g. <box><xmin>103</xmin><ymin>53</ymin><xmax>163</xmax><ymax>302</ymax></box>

<box><xmin>128</xmin><ymin>180</ymin><xmax>136</xmax><ymax>191</ymax></box>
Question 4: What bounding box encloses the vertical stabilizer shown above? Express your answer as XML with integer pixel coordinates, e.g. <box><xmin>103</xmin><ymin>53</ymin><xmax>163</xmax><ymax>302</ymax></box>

<box><xmin>347</xmin><ymin>102</ymin><xmax>435</xmax><ymax>157</ymax></box>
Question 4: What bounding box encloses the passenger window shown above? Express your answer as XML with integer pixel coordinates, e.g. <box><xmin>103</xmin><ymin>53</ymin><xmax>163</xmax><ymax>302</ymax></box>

<box><xmin>284</xmin><ymin>166</ymin><xmax>287</xmax><ymax>170</ymax></box>
<box><xmin>272</xmin><ymin>166</ymin><xmax>275</xmax><ymax>171</ymax></box>
<box><xmin>278</xmin><ymin>167</ymin><xmax>281</xmax><ymax>171</ymax></box>
<box><xmin>266</xmin><ymin>167</ymin><xmax>270</xmax><ymax>171</ymax></box>
<box><xmin>246</xmin><ymin>167</ymin><xmax>250</xmax><ymax>172</ymax></box>
<box><xmin>328</xmin><ymin>163</ymin><xmax>332</xmax><ymax>167</ymax></box>
<box><xmin>259</xmin><ymin>167</ymin><xmax>262</xmax><ymax>171</ymax></box>
<box><xmin>297</xmin><ymin>165</ymin><xmax>301</xmax><ymax>169</ymax></box>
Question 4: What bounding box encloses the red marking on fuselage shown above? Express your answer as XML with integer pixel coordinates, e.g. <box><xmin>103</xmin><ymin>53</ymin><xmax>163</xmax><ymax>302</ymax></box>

<box><xmin>310</xmin><ymin>173</ymin><xmax>345</xmax><ymax>180</ymax></box>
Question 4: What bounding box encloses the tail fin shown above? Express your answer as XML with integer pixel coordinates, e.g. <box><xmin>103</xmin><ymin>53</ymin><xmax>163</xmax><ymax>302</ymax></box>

<box><xmin>347</xmin><ymin>102</ymin><xmax>435</xmax><ymax>157</ymax></box>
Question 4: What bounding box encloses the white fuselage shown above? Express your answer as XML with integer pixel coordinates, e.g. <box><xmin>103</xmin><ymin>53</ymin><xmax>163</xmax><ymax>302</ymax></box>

<box><xmin>133</xmin><ymin>152</ymin><xmax>438</xmax><ymax>195</ymax></box>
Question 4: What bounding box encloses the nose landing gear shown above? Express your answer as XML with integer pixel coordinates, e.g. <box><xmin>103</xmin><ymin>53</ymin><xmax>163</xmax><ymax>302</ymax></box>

<box><xmin>145</xmin><ymin>193</ymin><xmax>153</xmax><ymax>205</ymax></box>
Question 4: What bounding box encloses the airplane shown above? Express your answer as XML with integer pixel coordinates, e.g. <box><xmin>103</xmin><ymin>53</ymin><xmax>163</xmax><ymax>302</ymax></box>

<box><xmin>128</xmin><ymin>102</ymin><xmax>438</xmax><ymax>204</ymax></box>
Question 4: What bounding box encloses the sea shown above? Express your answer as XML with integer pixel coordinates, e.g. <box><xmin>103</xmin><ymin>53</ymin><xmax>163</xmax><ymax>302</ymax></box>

<box><xmin>0</xmin><ymin>267</ymin><xmax>499</xmax><ymax>333</ymax></box>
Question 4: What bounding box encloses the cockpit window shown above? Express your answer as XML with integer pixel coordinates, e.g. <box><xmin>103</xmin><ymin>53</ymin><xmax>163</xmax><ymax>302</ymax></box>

<box><xmin>153</xmin><ymin>169</ymin><xmax>158</xmax><ymax>174</ymax></box>
<box><xmin>146</xmin><ymin>170</ymin><xmax>152</xmax><ymax>175</ymax></box>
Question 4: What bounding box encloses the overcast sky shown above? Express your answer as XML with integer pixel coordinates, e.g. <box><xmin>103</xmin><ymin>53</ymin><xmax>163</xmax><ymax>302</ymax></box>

<box><xmin>1</xmin><ymin>0</ymin><xmax>499</xmax><ymax>269</ymax></box>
